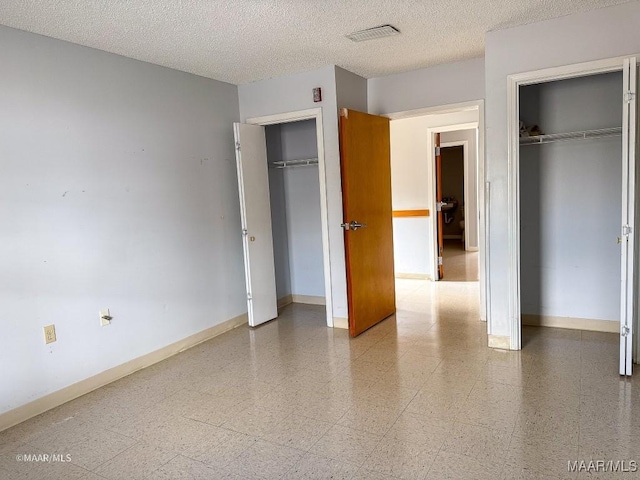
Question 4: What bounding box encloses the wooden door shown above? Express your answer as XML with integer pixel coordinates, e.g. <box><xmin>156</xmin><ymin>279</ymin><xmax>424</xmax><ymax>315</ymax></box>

<box><xmin>339</xmin><ymin>108</ymin><xmax>396</xmax><ymax>337</ymax></box>
<box><xmin>233</xmin><ymin>123</ymin><xmax>278</xmax><ymax>327</ymax></box>
<box><xmin>435</xmin><ymin>133</ymin><xmax>444</xmax><ymax>280</ymax></box>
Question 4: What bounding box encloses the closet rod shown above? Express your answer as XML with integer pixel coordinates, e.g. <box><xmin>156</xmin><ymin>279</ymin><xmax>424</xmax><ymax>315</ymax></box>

<box><xmin>520</xmin><ymin>126</ymin><xmax>622</xmax><ymax>146</ymax></box>
<box><xmin>270</xmin><ymin>158</ymin><xmax>319</xmax><ymax>169</ymax></box>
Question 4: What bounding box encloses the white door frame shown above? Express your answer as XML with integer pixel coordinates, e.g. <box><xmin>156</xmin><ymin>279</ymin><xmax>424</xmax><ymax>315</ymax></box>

<box><xmin>245</xmin><ymin>108</ymin><xmax>334</xmax><ymax>328</ymax></box>
<box><xmin>386</xmin><ymin>99</ymin><xmax>488</xmax><ymax>322</ymax></box>
<box><xmin>506</xmin><ymin>55</ymin><xmax>637</xmax><ymax>350</ymax></box>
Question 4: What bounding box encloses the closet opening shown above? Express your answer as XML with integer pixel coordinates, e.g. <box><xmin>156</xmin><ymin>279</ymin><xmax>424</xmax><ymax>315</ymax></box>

<box><xmin>517</xmin><ymin>70</ymin><xmax>626</xmax><ymax>362</ymax></box>
<box><xmin>264</xmin><ymin>119</ymin><xmax>328</xmax><ymax>316</ymax></box>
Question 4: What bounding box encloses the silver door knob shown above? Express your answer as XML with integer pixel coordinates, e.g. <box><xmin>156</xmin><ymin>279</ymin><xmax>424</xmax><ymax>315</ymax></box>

<box><xmin>341</xmin><ymin>221</ymin><xmax>367</xmax><ymax>231</ymax></box>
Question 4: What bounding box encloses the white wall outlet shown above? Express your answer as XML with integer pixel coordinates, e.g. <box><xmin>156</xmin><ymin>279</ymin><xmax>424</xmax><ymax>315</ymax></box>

<box><xmin>43</xmin><ymin>324</ymin><xmax>56</xmax><ymax>344</ymax></box>
<box><xmin>100</xmin><ymin>309</ymin><xmax>112</xmax><ymax>326</ymax></box>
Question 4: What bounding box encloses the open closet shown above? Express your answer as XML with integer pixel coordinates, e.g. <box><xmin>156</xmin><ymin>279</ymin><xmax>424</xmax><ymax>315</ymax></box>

<box><xmin>264</xmin><ymin>119</ymin><xmax>326</xmax><ymax>311</ymax></box>
<box><xmin>519</xmin><ymin>71</ymin><xmax>623</xmax><ymax>341</ymax></box>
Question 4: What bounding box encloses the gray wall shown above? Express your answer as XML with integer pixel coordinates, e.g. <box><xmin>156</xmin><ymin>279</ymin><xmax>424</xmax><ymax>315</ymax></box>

<box><xmin>266</xmin><ymin>125</ymin><xmax>292</xmax><ymax>300</ymax></box>
<box><xmin>266</xmin><ymin>120</ymin><xmax>325</xmax><ymax>299</ymax></box>
<box><xmin>520</xmin><ymin>72</ymin><xmax>622</xmax><ymax>321</ymax></box>
<box><xmin>336</xmin><ymin>66</ymin><xmax>368</xmax><ymax>112</ymax></box>
<box><xmin>484</xmin><ymin>1</ymin><xmax>640</xmax><ymax>337</ymax></box>
<box><xmin>0</xmin><ymin>26</ymin><xmax>243</xmax><ymax>414</ymax></box>
<box><xmin>368</xmin><ymin>57</ymin><xmax>485</xmax><ymax>114</ymax></box>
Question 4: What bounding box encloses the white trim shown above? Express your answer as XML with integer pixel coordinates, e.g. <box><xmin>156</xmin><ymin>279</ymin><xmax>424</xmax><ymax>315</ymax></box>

<box><xmin>509</xmin><ymin>56</ymin><xmax>631</xmax><ymax>87</ymax></box>
<box><xmin>246</xmin><ymin>108</ymin><xmax>334</xmax><ymax>329</ymax></box>
<box><xmin>441</xmin><ymin>140</ymin><xmax>470</xmax><ymax>249</ymax></box>
<box><xmin>488</xmin><ymin>335</ymin><xmax>510</xmax><ymax>349</ymax></box>
<box><xmin>0</xmin><ymin>313</ymin><xmax>248</xmax><ymax>433</ymax></box>
<box><xmin>506</xmin><ymin>56</ymin><xmax>637</xmax><ymax>351</ymax></box>
<box><xmin>477</xmin><ymin>103</ymin><xmax>487</xmax><ymax>322</ymax></box>
<box><xmin>385</xmin><ymin>100</ymin><xmax>482</xmax><ymax>120</ymax></box>
<box><xmin>333</xmin><ymin>317</ymin><xmax>349</xmax><ymax>329</ymax></box>
<box><xmin>522</xmin><ymin>314</ymin><xmax>619</xmax><ymax>334</ymax></box>
<box><xmin>483</xmin><ymin>181</ymin><xmax>491</xmax><ymax>325</ymax></box>
<box><xmin>291</xmin><ymin>294</ymin><xmax>326</xmax><ymax>305</ymax></box>
<box><xmin>277</xmin><ymin>295</ymin><xmax>293</xmax><ymax>310</ymax></box>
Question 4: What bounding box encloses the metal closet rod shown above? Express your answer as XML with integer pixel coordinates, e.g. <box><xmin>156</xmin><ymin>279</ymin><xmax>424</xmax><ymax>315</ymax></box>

<box><xmin>270</xmin><ymin>158</ymin><xmax>319</xmax><ymax>169</ymax></box>
<box><xmin>520</xmin><ymin>126</ymin><xmax>623</xmax><ymax>146</ymax></box>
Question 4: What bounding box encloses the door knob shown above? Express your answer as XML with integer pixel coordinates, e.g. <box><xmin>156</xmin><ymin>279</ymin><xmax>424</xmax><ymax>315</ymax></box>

<box><xmin>341</xmin><ymin>220</ymin><xmax>367</xmax><ymax>231</ymax></box>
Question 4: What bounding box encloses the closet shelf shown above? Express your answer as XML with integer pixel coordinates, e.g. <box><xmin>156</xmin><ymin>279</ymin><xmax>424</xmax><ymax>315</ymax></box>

<box><xmin>519</xmin><ymin>127</ymin><xmax>622</xmax><ymax>145</ymax></box>
<box><xmin>270</xmin><ymin>158</ymin><xmax>319</xmax><ymax>169</ymax></box>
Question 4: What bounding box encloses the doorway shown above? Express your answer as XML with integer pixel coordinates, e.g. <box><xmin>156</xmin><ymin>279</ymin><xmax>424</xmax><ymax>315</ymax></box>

<box><xmin>388</xmin><ymin>103</ymin><xmax>486</xmax><ymax>323</ymax></box>
<box><xmin>439</xmin><ymin>134</ymin><xmax>479</xmax><ymax>282</ymax></box>
<box><xmin>235</xmin><ymin>108</ymin><xmax>334</xmax><ymax>328</ymax></box>
<box><xmin>265</xmin><ymin>120</ymin><xmax>326</xmax><ymax>310</ymax></box>
<box><xmin>506</xmin><ymin>56</ymin><xmax>637</xmax><ymax>375</ymax></box>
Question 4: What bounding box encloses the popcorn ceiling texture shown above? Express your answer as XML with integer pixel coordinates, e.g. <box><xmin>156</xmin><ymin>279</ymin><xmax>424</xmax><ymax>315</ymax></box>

<box><xmin>0</xmin><ymin>0</ymin><xmax>631</xmax><ymax>84</ymax></box>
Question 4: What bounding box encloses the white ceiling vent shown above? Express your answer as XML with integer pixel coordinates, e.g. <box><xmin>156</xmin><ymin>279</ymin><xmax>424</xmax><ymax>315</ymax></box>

<box><xmin>346</xmin><ymin>25</ymin><xmax>400</xmax><ymax>42</ymax></box>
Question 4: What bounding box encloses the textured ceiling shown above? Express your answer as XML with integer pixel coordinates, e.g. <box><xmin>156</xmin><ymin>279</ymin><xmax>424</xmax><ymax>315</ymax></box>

<box><xmin>0</xmin><ymin>1</ymin><xmax>632</xmax><ymax>84</ymax></box>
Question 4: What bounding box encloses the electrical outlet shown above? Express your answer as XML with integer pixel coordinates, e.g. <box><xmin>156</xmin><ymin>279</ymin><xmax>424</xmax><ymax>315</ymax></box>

<box><xmin>100</xmin><ymin>309</ymin><xmax>111</xmax><ymax>326</ymax></box>
<box><xmin>43</xmin><ymin>325</ymin><xmax>56</xmax><ymax>344</ymax></box>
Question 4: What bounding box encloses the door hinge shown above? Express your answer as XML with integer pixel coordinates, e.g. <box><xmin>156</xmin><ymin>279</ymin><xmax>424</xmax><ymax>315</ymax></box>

<box><xmin>235</xmin><ymin>142</ymin><xmax>241</xmax><ymax>151</ymax></box>
<box><xmin>435</xmin><ymin>146</ymin><xmax>441</xmax><ymax>156</ymax></box>
<box><xmin>438</xmin><ymin>256</ymin><xmax>443</xmax><ymax>266</ymax></box>
<box><xmin>622</xmin><ymin>325</ymin><xmax>631</xmax><ymax>337</ymax></box>
<box><xmin>242</xmin><ymin>228</ymin><xmax>248</xmax><ymax>236</ymax></box>
<box><xmin>623</xmin><ymin>224</ymin><xmax>632</xmax><ymax>236</ymax></box>
<box><xmin>625</xmin><ymin>91</ymin><xmax>636</xmax><ymax>104</ymax></box>
<box><xmin>247</xmin><ymin>293</ymin><xmax>252</xmax><ymax>301</ymax></box>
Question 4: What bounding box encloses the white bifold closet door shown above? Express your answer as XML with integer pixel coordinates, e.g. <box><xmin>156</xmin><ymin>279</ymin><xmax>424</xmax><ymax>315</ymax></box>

<box><xmin>620</xmin><ymin>57</ymin><xmax>637</xmax><ymax>376</ymax></box>
<box><xmin>233</xmin><ymin>123</ymin><xmax>278</xmax><ymax>327</ymax></box>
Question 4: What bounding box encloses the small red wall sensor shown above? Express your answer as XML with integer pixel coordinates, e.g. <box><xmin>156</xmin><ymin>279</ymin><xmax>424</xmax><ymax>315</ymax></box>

<box><xmin>313</xmin><ymin>87</ymin><xmax>322</xmax><ymax>103</ymax></box>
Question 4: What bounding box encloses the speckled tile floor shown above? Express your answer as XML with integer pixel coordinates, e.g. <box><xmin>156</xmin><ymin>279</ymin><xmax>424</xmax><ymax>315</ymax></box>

<box><xmin>1</xmin><ymin>249</ymin><xmax>638</xmax><ymax>479</ymax></box>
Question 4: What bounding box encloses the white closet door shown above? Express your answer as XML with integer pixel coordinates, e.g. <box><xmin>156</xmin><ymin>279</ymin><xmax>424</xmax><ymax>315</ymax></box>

<box><xmin>233</xmin><ymin>123</ymin><xmax>278</xmax><ymax>327</ymax></box>
<box><xmin>620</xmin><ymin>57</ymin><xmax>637</xmax><ymax>376</ymax></box>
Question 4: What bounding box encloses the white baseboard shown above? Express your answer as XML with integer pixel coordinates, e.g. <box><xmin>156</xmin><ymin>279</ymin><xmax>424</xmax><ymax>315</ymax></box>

<box><xmin>292</xmin><ymin>295</ymin><xmax>326</xmax><ymax>306</ymax></box>
<box><xmin>465</xmin><ymin>246</ymin><xmax>479</xmax><ymax>252</ymax></box>
<box><xmin>488</xmin><ymin>334</ymin><xmax>511</xmax><ymax>350</ymax></box>
<box><xmin>395</xmin><ymin>273</ymin><xmax>431</xmax><ymax>280</ymax></box>
<box><xmin>278</xmin><ymin>295</ymin><xmax>326</xmax><ymax>308</ymax></box>
<box><xmin>277</xmin><ymin>295</ymin><xmax>293</xmax><ymax>310</ymax></box>
<box><xmin>522</xmin><ymin>314</ymin><xmax>619</xmax><ymax>333</ymax></box>
<box><xmin>0</xmin><ymin>313</ymin><xmax>248</xmax><ymax>433</ymax></box>
<box><xmin>333</xmin><ymin>317</ymin><xmax>349</xmax><ymax>329</ymax></box>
